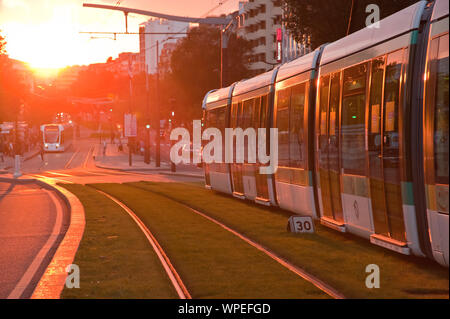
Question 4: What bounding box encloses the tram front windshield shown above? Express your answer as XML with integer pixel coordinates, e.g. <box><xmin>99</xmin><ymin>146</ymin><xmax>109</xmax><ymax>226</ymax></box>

<box><xmin>44</xmin><ymin>127</ymin><xmax>59</xmax><ymax>143</ymax></box>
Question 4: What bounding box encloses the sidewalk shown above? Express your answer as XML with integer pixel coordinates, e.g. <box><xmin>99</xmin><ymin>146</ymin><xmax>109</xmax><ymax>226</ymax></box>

<box><xmin>0</xmin><ymin>147</ymin><xmax>40</xmax><ymax>174</ymax></box>
<box><xmin>94</xmin><ymin>141</ymin><xmax>204</xmax><ymax>178</ymax></box>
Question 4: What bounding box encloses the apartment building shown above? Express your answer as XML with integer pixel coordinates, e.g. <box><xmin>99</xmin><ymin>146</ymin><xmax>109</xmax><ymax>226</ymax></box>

<box><xmin>237</xmin><ymin>0</ymin><xmax>283</xmax><ymax>75</ymax></box>
<box><xmin>139</xmin><ymin>19</ymin><xmax>189</xmax><ymax>74</ymax></box>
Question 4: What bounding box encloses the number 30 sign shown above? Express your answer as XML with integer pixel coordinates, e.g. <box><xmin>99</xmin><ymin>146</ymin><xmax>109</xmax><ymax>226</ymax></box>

<box><xmin>288</xmin><ymin>216</ymin><xmax>315</xmax><ymax>234</ymax></box>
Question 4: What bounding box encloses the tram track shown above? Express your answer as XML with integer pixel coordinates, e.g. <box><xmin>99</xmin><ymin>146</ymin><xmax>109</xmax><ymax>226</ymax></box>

<box><xmin>126</xmin><ymin>183</ymin><xmax>345</xmax><ymax>299</ymax></box>
<box><xmin>95</xmin><ymin>189</ymin><xmax>192</xmax><ymax>299</ymax></box>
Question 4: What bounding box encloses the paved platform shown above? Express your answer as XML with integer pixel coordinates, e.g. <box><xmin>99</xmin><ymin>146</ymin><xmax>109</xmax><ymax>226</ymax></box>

<box><xmin>0</xmin><ymin>147</ymin><xmax>40</xmax><ymax>173</ymax></box>
<box><xmin>94</xmin><ymin>141</ymin><xmax>204</xmax><ymax>178</ymax></box>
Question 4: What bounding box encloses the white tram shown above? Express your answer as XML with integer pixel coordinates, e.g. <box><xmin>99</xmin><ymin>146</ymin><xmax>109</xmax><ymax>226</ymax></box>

<box><xmin>202</xmin><ymin>0</ymin><xmax>449</xmax><ymax>266</ymax></box>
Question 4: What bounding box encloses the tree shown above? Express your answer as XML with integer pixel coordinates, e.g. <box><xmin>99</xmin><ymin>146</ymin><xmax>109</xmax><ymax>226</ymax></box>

<box><xmin>169</xmin><ymin>25</ymin><xmax>252</xmax><ymax>123</ymax></box>
<box><xmin>0</xmin><ymin>31</ymin><xmax>24</xmax><ymax>123</ymax></box>
<box><xmin>284</xmin><ymin>0</ymin><xmax>418</xmax><ymax>50</ymax></box>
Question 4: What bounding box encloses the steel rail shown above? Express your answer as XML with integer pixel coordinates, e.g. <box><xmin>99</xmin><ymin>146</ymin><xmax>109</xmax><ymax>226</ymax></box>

<box><xmin>96</xmin><ymin>190</ymin><xmax>191</xmax><ymax>299</ymax></box>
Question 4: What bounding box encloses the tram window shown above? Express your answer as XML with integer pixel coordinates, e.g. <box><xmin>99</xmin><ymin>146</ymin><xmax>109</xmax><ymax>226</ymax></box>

<box><xmin>369</xmin><ymin>58</ymin><xmax>385</xmax><ymax>135</ymax></box>
<box><xmin>260</xmin><ymin>95</ymin><xmax>268</xmax><ymax>128</ymax></box>
<box><xmin>217</xmin><ymin>107</ymin><xmax>226</xmax><ymax>163</ymax></box>
<box><xmin>384</xmin><ymin>50</ymin><xmax>403</xmax><ymax>134</ymax></box>
<box><xmin>243</xmin><ymin>99</ymin><xmax>253</xmax><ymax>129</ymax></box>
<box><xmin>217</xmin><ymin>107</ymin><xmax>226</xmax><ymax>134</ymax></box>
<box><xmin>253</xmin><ymin>97</ymin><xmax>261</xmax><ymax>129</ymax></box>
<box><xmin>319</xmin><ymin>76</ymin><xmax>330</xmax><ymax>136</ymax></box>
<box><xmin>342</xmin><ymin>63</ymin><xmax>367</xmax><ymax>176</ymax></box>
<box><xmin>237</xmin><ymin>102</ymin><xmax>243</xmax><ymax>128</ymax></box>
<box><xmin>289</xmin><ymin>83</ymin><xmax>306</xmax><ymax>168</ymax></box>
<box><xmin>277</xmin><ymin>88</ymin><xmax>291</xmax><ymax>166</ymax></box>
<box><xmin>434</xmin><ymin>34</ymin><xmax>449</xmax><ymax>185</ymax></box>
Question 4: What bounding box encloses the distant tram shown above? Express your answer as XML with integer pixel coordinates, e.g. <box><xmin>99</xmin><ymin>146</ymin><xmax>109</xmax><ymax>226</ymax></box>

<box><xmin>202</xmin><ymin>0</ymin><xmax>449</xmax><ymax>266</ymax></box>
<box><xmin>40</xmin><ymin>123</ymin><xmax>74</xmax><ymax>152</ymax></box>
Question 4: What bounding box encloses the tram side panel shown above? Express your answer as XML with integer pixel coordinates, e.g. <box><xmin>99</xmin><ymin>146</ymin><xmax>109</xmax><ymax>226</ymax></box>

<box><xmin>313</xmin><ymin>1</ymin><xmax>428</xmax><ymax>255</ymax></box>
<box><xmin>423</xmin><ymin>0</ymin><xmax>449</xmax><ymax>266</ymax></box>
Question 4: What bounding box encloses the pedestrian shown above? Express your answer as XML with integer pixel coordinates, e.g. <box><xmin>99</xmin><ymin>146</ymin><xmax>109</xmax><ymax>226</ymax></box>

<box><xmin>40</xmin><ymin>140</ymin><xmax>45</xmax><ymax>161</ymax></box>
<box><xmin>0</xmin><ymin>137</ymin><xmax>4</xmax><ymax>163</ymax></box>
<box><xmin>103</xmin><ymin>140</ymin><xmax>107</xmax><ymax>156</ymax></box>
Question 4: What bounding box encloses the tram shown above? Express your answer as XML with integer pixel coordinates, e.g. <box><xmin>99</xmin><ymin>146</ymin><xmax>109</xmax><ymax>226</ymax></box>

<box><xmin>202</xmin><ymin>0</ymin><xmax>449</xmax><ymax>266</ymax></box>
<box><xmin>40</xmin><ymin>123</ymin><xmax>74</xmax><ymax>152</ymax></box>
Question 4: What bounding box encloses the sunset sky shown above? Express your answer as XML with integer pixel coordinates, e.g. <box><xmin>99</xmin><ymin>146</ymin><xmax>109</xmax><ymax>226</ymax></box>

<box><xmin>0</xmin><ymin>0</ymin><xmax>239</xmax><ymax>70</ymax></box>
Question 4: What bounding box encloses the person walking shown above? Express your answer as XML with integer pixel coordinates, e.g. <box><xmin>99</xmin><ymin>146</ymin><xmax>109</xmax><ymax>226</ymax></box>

<box><xmin>40</xmin><ymin>140</ymin><xmax>45</xmax><ymax>161</ymax></box>
<box><xmin>0</xmin><ymin>137</ymin><xmax>4</xmax><ymax>163</ymax></box>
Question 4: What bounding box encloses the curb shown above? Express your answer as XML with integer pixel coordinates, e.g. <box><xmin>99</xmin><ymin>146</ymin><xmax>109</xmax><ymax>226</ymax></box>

<box><xmin>94</xmin><ymin>161</ymin><xmax>171</xmax><ymax>172</ymax></box>
<box><xmin>158</xmin><ymin>171</ymin><xmax>204</xmax><ymax>179</ymax></box>
<box><xmin>1</xmin><ymin>149</ymin><xmax>40</xmax><ymax>170</ymax></box>
<box><xmin>95</xmin><ymin>162</ymin><xmax>204</xmax><ymax>179</ymax></box>
<box><xmin>0</xmin><ymin>176</ymin><xmax>86</xmax><ymax>299</ymax></box>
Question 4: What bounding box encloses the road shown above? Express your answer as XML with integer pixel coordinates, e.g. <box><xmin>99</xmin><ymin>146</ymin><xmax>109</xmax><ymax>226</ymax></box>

<box><xmin>0</xmin><ymin>129</ymin><xmax>203</xmax><ymax>298</ymax></box>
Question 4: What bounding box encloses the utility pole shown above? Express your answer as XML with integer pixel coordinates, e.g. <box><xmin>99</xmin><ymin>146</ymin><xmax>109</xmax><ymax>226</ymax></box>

<box><xmin>144</xmin><ymin>64</ymin><xmax>151</xmax><ymax>164</ymax></box>
<box><xmin>82</xmin><ymin>3</ymin><xmax>236</xmax><ymax>87</ymax></box>
<box><xmin>155</xmin><ymin>40</ymin><xmax>160</xmax><ymax>167</ymax></box>
<box><xmin>128</xmin><ymin>58</ymin><xmax>133</xmax><ymax>167</ymax></box>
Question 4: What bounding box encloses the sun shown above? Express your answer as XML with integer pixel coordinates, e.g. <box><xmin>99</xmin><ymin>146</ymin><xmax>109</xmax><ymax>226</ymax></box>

<box><xmin>2</xmin><ymin>4</ymin><xmax>86</xmax><ymax>69</ymax></box>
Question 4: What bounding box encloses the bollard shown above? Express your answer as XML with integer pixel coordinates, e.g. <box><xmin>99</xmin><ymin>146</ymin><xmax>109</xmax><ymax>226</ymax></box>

<box><xmin>13</xmin><ymin>155</ymin><xmax>22</xmax><ymax>178</ymax></box>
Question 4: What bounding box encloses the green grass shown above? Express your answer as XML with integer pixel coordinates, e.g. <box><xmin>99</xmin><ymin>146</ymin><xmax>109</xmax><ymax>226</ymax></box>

<box><xmin>90</xmin><ymin>183</ymin><xmax>329</xmax><ymax>299</ymax></box>
<box><xmin>59</xmin><ymin>184</ymin><xmax>178</xmax><ymax>299</ymax></box>
<box><xmin>126</xmin><ymin>181</ymin><xmax>450</xmax><ymax>299</ymax></box>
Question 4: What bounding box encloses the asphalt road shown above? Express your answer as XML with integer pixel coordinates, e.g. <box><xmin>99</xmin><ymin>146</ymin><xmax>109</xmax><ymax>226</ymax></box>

<box><xmin>0</xmin><ymin>128</ymin><xmax>203</xmax><ymax>298</ymax></box>
<box><xmin>0</xmin><ymin>182</ymin><xmax>69</xmax><ymax>298</ymax></box>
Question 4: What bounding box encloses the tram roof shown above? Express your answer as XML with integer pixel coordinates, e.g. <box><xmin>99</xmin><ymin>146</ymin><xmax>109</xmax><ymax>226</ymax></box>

<box><xmin>276</xmin><ymin>50</ymin><xmax>321</xmax><ymax>82</ymax></box>
<box><xmin>320</xmin><ymin>1</ymin><xmax>427</xmax><ymax>66</ymax></box>
<box><xmin>232</xmin><ymin>69</ymin><xmax>276</xmax><ymax>97</ymax></box>
<box><xmin>204</xmin><ymin>86</ymin><xmax>232</xmax><ymax>106</ymax></box>
<box><xmin>432</xmin><ymin>0</ymin><xmax>449</xmax><ymax>21</ymax></box>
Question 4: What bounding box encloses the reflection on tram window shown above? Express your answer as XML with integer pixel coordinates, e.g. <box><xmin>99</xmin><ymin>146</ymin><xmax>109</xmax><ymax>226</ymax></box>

<box><xmin>434</xmin><ymin>34</ymin><xmax>449</xmax><ymax>185</ymax></box>
<box><xmin>342</xmin><ymin>63</ymin><xmax>367</xmax><ymax>176</ymax></box>
<box><xmin>277</xmin><ymin>88</ymin><xmax>291</xmax><ymax>166</ymax></box>
<box><xmin>276</xmin><ymin>84</ymin><xmax>307</xmax><ymax>169</ymax></box>
<box><xmin>289</xmin><ymin>84</ymin><xmax>306</xmax><ymax>168</ymax></box>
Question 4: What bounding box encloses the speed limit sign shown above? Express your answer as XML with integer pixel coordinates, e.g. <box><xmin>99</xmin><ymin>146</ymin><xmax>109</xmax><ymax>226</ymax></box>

<box><xmin>288</xmin><ymin>216</ymin><xmax>315</xmax><ymax>233</ymax></box>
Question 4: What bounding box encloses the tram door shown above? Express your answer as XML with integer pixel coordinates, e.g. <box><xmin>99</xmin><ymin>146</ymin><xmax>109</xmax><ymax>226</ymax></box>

<box><xmin>255</xmin><ymin>95</ymin><xmax>270</xmax><ymax>200</ymax></box>
<box><xmin>231</xmin><ymin>102</ymin><xmax>244</xmax><ymax>194</ymax></box>
<box><xmin>368</xmin><ymin>50</ymin><xmax>406</xmax><ymax>242</ymax></box>
<box><xmin>317</xmin><ymin>73</ymin><xmax>344</xmax><ymax>222</ymax></box>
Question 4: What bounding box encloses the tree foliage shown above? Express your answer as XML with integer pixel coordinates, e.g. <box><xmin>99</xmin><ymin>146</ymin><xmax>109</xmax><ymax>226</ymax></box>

<box><xmin>284</xmin><ymin>0</ymin><xmax>418</xmax><ymax>49</ymax></box>
<box><xmin>169</xmin><ymin>25</ymin><xmax>252</xmax><ymax>122</ymax></box>
<box><xmin>0</xmin><ymin>31</ymin><xmax>23</xmax><ymax>122</ymax></box>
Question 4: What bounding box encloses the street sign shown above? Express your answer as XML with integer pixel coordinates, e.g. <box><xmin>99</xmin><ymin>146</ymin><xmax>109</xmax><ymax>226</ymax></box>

<box><xmin>288</xmin><ymin>216</ymin><xmax>315</xmax><ymax>233</ymax></box>
<box><xmin>124</xmin><ymin>113</ymin><xmax>137</xmax><ymax>137</ymax></box>
<box><xmin>276</xmin><ymin>28</ymin><xmax>282</xmax><ymax>62</ymax></box>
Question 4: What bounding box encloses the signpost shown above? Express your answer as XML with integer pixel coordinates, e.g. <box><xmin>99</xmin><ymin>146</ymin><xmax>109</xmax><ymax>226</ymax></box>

<box><xmin>288</xmin><ymin>216</ymin><xmax>315</xmax><ymax>234</ymax></box>
<box><xmin>124</xmin><ymin>113</ymin><xmax>137</xmax><ymax>166</ymax></box>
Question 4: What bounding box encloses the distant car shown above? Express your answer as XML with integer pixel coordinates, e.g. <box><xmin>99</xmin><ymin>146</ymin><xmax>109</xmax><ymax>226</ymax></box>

<box><xmin>181</xmin><ymin>142</ymin><xmax>203</xmax><ymax>167</ymax></box>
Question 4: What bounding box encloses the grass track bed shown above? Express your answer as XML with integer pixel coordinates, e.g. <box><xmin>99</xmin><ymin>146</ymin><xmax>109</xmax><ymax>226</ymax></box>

<box><xmin>59</xmin><ymin>184</ymin><xmax>178</xmax><ymax>299</ymax></box>
<box><xmin>126</xmin><ymin>181</ymin><xmax>449</xmax><ymax>299</ymax></box>
<box><xmin>91</xmin><ymin>183</ymin><xmax>329</xmax><ymax>299</ymax></box>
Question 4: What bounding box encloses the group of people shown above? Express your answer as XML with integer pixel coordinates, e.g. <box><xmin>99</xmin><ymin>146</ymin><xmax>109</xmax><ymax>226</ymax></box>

<box><xmin>0</xmin><ymin>128</ymin><xmax>42</xmax><ymax>163</ymax></box>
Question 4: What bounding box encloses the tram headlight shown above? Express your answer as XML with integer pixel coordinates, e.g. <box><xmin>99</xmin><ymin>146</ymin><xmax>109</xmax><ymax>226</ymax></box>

<box><xmin>44</xmin><ymin>143</ymin><xmax>48</xmax><ymax>148</ymax></box>
<box><xmin>56</xmin><ymin>143</ymin><xmax>59</xmax><ymax>148</ymax></box>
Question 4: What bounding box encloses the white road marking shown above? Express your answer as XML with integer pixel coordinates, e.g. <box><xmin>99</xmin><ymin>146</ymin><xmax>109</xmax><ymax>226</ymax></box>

<box><xmin>46</xmin><ymin>171</ymin><xmax>73</xmax><ymax>177</ymax></box>
<box><xmin>7</xmin><ymin>190</ymin><xmax>64</xmax><ymax>299</ymax></box>
<box><xmin>64</xmin><ymin>148</ymin><xmax>80</xmax><ymax>169</ymax></box>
